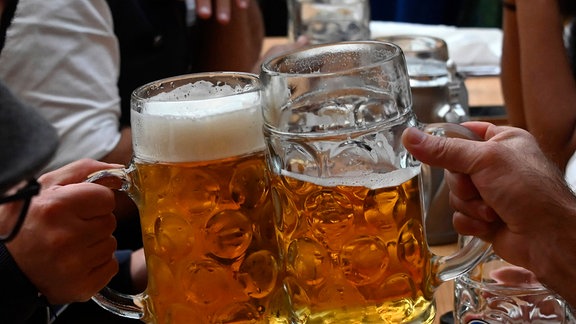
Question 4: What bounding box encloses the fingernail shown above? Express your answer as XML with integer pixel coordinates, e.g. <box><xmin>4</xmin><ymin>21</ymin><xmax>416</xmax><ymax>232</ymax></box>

<box><xmin>238</xmin><ymin>0</ymin><xmax>249</xmax><ymax>8</ymax></box>
<box><xmin>404</xmin><ymin>127</ymin><xmax>427</xmax><ymax>145</ymax></box>
<box><xmin>218</xmin><ymin>12</ymin><xmax>230</xmax><ymax>23</ymax></box>
<box><xmin>198</xmin><ymin>6</ymin><xmax>211</xmax><ymax>17</ymax></box>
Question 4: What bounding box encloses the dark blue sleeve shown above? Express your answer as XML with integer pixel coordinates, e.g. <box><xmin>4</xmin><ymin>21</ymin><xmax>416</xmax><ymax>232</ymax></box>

<box><xmin>109</xmin><ymin>249</ymin><xmax>137</xmax><ymax>294</ymax></box>
<box><xmin>0</xmin><ymin>243</ymin><xmax>48</xmax><ymax>322</ymax></box>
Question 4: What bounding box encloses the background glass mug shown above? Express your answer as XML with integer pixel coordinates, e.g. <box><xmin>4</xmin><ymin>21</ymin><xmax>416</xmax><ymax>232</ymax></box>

<box><xmin>374</xmin><ymin>34</ymin><xmax>470</xmax><ymax>246</ymax></box>
<box><xmin>87</xmin><ymin>72</ymin><xmax>282</xmax><ymax>323</ymax></box>
<box><xmin>374</xmin><ymin>34</ymin><xmax>469</xmax><ymax>125</ymax></box>
<box><xmin>455</xmin><ymin>239</ymin><xmax>575</xmax><ymax>323</ymax></box>
<box><xmin>259</xmin><ymin>41</ymin><xmax>491</xmax><ymax>323</ymax></box>
<box><xmin>288</xmin><ymin>0</ymin><xmax>371</xmax><ymax>44</ymax></box>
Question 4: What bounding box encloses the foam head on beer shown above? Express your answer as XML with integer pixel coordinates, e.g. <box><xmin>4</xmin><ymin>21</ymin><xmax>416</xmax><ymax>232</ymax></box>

<box><xmin>132</xmin><ymin>80</ymin><xmax>264</xmax><ymax>163</ymax></box>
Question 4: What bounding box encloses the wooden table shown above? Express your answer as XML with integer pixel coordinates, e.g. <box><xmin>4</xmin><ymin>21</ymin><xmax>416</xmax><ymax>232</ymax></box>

<box><xmin>261</xmin><ymin>37</ymin><xmax>503</xmax><ymax>323</ymax></box>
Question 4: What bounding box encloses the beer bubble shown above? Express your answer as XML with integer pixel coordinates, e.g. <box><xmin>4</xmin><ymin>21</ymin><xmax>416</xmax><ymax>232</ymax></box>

<box><xmin>398</xmin><ymin>219</ymin><xmax>426</xmax><ymax>275</ymax></box>
<box><xmin>153</xmin><ymin>213</ymin><xmax>194</xmax><ymax>258</ymax></box>
<box><xmin>283</xmin><ymin>276</ymin><xmax>312</xmax><ymax>313</ymax></box>
<box><xmin>317</xmin><ymin>276</ymin><xmax>365</xmax><ymax>308</ymax></box>
<box><xmin>205</xmin><ymin>210</ymin><xmax>253</xmax><ymax>260</ymax></box>
<box><xmin>166</xmin><ymin>303</ymin><xmax>203</xmax><ymax>323</ymax></box>
<box><xmin>238</xmin><ymin>250</ymin><xmax>279</xmax><ymax>299</ymax></box>
<box><xmin>330</xmin><ymin>140</ymin><xmax>382</xmax><ymax>175</ymax></box>
<box><xmin>271</xmin><ymin>188</ymin><xmax>299</xmax><ymax>236</ymax></box>
<box><xmin>146</xmin><ymin>254</ymin><xmax>178</xmax><ymax>299</ymax></box>
<box><xmin>230</xmin><ymin>160</ymin><xmax>268</xmax><ymax>209</ymax></box>
<box><xmin>248</xmin><ymin>198</ymin><xmax>277</xmax><ymax>246</ymax></box>
<box><xmin>358</xmin><ymin>273</ymin><xmax>417</xmax><ymax>304</ymax></box>
<box><xmin>287</xmin><ymin>238</ymin><xmax>331</xmax><ymax>286</ymax></box>
<box><xmin>304</xmin><ymin>189</ymin><xmax>354</xmax><ymax>250</ymax></box>
<box><xmin>213</xmin><ymin>302</ymin><xmax>262</xmax><ymax>323</ymax></box>
<box><xmin>364</xmin><ymin>188</ymin><xmax>401</xmax><ymax>231</ymax></box>
<box><xmin>179</xmin><ymin>260</ymin><xmax>246</xmax><ymax>306</ymax></box>
<box><xmin>340</xmin><ymin>236</ymin><xmax>389</xmax><ymax>286</ymax></box>
<box><xmin>172</xmin><ymin>170</ymin><xmax>219</xmax><ymax>216</ymax></box>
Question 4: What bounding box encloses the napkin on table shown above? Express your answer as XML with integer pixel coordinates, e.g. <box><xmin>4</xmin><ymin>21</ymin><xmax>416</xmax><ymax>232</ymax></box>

<box><xmin>370</xmin><ymin>21</ymin><xmax>503</xmax><ymax>76</ymax></box>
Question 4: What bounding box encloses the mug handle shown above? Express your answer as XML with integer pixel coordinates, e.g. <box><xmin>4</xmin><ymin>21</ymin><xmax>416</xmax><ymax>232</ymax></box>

<box><xmin>421</xmin><ymin>123</ymin><xmax>492</xmax><ymax>286</ymax></box>
<box><xmin>85</xmin><ymin>168</ymin><xmax>147</xmax><ymax>320</ymax></box>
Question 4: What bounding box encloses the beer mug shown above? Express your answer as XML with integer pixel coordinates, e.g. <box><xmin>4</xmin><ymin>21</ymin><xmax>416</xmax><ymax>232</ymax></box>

<box><xmin>455</xmin><ymin>240</ymin><xmax>575</xmax><ymax>323</ymax></box>
<box><xmin>87</xmin><ymin>73</ymin><xmax>282</xmax><ymax>323</ymax></box>
<box><xmin>375</xmin><ymin>34</ymin><xmax>469</xmax><ymax>125</ymax></box>
<box><xmin>288</xmin><ymin>0</ymin><xmax>371</xmax><ymax>44</ymax></box>
<box><xmin>259</xmin><ymin>41</ymin><xmax>490</xmax><ymax>323</ymax></box>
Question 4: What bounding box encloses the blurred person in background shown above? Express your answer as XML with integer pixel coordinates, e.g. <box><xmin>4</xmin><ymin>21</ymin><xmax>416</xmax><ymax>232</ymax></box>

<box><xmin>107</xmin><ymin>0</ymin><xmax>267</xmax><ymax>126</ymax></box>
<box><xmin>500</xmin><ymin>0</ymin><xmax>576</xmax><ymax>189</ymax></box>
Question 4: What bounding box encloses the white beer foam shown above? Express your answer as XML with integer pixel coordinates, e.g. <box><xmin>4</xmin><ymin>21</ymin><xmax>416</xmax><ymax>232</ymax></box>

<box><xmin>132</xmin><ymin>87</ymin><xmax>264</xmax><ymax>163</ymax></box>
<box><xmin>281</xmin><ymin>167</ymin><xmax>419</xmax><ymax>190</ymax></box>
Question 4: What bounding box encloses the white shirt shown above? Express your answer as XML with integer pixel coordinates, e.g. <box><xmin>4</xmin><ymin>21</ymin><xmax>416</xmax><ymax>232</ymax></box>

<box><xmin>0</xmin><ymin>0</ymin><xmax>121</xmax><ymax>173</ymax></box>
<box><xmin>566</xmin><ymin>152</ymin><xmax>576</xmax><ymax>192</ymax></box>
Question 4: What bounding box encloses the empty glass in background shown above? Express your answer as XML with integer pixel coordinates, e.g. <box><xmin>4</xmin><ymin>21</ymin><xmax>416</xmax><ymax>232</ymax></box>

<box><xmin>85</xmin><ymin>72</ymin><xmax>283</xmax><ymax>323</ymax></box>
<box><xmin>455</xmin><ymin>239</ymin><xmax>575</xmax><ymax>324</ymax></box>
<box><xmin>288</xmin><ymin>0</ymin><xmax>371</xmax><ymax>44</ymax></box>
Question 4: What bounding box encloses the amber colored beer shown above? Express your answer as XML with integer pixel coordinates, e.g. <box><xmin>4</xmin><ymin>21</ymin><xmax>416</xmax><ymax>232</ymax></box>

<box><xmin>133</xmin><ymin>153</ymin><xmax>279</xmax><ymax>324</ymax></box>
<box><xmin>271</xmin><ymin>169</ymin><xmax>436</xmax><ymax>323</ymax></box>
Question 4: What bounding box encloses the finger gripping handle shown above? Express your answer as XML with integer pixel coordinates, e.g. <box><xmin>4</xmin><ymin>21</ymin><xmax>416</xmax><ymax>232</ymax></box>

<box><xmin>85</xmin><ymin>168</ymin><xmax>145</xmax><ymax>319</ymax></box>
<box><xmin>422</xmin><ymin>122</ymin><xmax>491</xmax><ymax>287</ymax></box>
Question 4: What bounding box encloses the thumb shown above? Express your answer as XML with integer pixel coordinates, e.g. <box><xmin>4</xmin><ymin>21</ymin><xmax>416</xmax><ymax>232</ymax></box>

<box><xmin>402</xmin><ymin>127</ymin><xmax>480</xmax><ymax>174</ymax></box>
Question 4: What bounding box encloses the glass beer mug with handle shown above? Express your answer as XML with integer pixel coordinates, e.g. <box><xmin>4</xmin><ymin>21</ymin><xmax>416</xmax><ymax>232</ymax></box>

<box><xmin>455</xmin><ymin>237</ymin><xmax>575</xmax><ymax>323</ymax></box>
<box><xmin>86</xmin><ymin>72</ymin><xmax>282</xmax><ymax>323</ymax></box>
<box><xmin>260</xmin><ymin>41</ymin><xmax>491</xmax><ymax>323</ymax></box>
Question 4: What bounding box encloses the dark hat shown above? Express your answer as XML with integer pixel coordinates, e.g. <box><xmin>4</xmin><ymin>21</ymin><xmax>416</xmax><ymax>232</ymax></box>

<box><xmin>0</xmin><ymin>81</ymin><xmax>58</xmax><ymax>193</ymax></box>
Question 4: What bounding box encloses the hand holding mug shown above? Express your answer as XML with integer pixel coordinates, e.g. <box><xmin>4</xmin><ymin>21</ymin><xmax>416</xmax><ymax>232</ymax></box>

<box><xmin>5</xmin><ymin>159</ymin><xmax>119</xmax><ymax>305</ymax></box>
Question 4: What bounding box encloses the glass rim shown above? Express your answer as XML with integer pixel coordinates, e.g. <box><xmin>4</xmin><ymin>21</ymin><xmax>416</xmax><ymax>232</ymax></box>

<box><xmin>373</xmin><ymin>34</ymin><xmax>449</xmax><ymax>61</ymax></box>
<box><xmin>261</xmin><ymin>40</ymin><xmax>404</xmax><ymax>78</ymax></box>
<box><xmin>130</xmin><ymin>71</ymin><xmax>261</xmax><ymax>104</ymax></box>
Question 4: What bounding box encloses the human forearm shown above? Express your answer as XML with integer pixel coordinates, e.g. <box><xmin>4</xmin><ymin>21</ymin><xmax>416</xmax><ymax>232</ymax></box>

<box><xmin>516</xmin><ymin>0</ymin><xmax>576</xmax><ymax>168</ymax></box>
<box><xmin>100</xmin><ymin>127</ymin><xmax>132</xmax><ymax>167</ymax></box>
<box><xmin>527</xmin><ymin>198</ymin><xmax>576</xmax><ymax>309</ymax></box>
<box><xmin>500</xmin><ymin>1</ymin><xmax>525</xmax><ymax>128</ymax></box>
<box><xmin>192</xmin><ymin>0</ymin><xmax>264</xmax><ymax>72</ymax></box>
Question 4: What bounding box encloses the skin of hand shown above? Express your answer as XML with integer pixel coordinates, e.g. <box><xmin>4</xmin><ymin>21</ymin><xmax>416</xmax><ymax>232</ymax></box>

<box><xmin>501</xmin><ymin>0</ymin><xmax>576</xmax><ymax>170</ymax></box>
<box><xmin>192</xmin><ymin>0</ymin><xmax>264</xmax><ymax>73</ymax></box>
<box><xmin>3</xmin><ymin>159</ymin><xmax>121</xmax><ymax>305</ymax></box>
<box><xmin>402</xmin><ymin>121</ymin><xmax>576</xmax><ymax>307</ymax></box>
<box><xmin>195</xmin><ymin>0</ymin><xmax>249</xmax><ymax>24</ymax></box>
